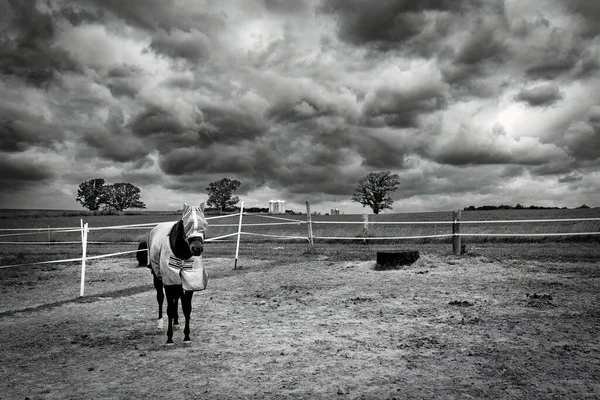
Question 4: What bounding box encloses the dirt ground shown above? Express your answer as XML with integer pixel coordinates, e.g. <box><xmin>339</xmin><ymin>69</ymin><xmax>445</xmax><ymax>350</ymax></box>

<box><xmin>1</xmin><ymin>246</ymin><xmax>599</xmax><ymax>399</ymax></box>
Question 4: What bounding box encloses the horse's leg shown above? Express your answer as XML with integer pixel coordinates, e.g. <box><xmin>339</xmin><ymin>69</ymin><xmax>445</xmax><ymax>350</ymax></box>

<box><xmin>164</xmin><ymin>285</ymin><xmax>178</xmax><ymax>345</ymax></box>
<box><xmin>152</xmin><ymin>270</ymin><xmax>164</xmax><ymax>330</ymax></box>
<box><xmin>182</xmin><ymin>290</ymin><xmax>194</xmax><ymax>344</ymax></box>
<box><xmin>173</xmin><ymin>293</ymin><xmax>180</xmax><ymax>329</ymax></box>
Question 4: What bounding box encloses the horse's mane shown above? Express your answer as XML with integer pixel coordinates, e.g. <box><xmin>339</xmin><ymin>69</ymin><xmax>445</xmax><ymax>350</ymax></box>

<box><xmin>169</xmin><ymin>220</ymin><xmax>193</xmax><ymax>260</ymax></box>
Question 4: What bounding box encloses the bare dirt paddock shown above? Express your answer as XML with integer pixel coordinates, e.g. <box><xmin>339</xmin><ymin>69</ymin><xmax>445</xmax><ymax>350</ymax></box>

<box><xmin>1</xmin><ymin>245</ymin><xmax>599</xmax><ymax>399</ymax></box>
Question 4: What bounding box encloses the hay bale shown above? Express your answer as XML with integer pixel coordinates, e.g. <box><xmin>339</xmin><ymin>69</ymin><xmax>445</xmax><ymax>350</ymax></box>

<box><xmin>375</xmin><ymin>250</ymin><xmax>420</xmax><ymax>270</ymax></box>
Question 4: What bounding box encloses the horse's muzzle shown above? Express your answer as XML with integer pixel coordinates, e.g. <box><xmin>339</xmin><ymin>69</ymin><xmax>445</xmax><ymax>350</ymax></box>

<box><xmin>189</xmin><ymin>239</ymin><xmax>204</xmax><ymax>256</ymax></box>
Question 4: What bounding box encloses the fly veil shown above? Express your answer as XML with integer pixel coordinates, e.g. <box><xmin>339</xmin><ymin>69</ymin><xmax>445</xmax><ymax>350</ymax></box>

<box><xmin>147</xmin><ymin>203</ymin><xmax>209</xmax><ymax>291</ymax></box>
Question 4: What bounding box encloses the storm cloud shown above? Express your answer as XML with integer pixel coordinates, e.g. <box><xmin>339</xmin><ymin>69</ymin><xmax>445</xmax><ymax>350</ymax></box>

<box><xmin>0</xmin><ymin>0</ymin><xmax>599</xmax><ymax>212</ymax></box>
<box><xmin>515</xmin><ymin>84</ymin><xmax>563</xmax><ymax>107</ymax></box>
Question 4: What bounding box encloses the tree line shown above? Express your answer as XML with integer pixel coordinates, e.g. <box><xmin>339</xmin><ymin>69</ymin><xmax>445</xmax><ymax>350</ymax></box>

<box><xmin>76</xmin><ymin>177</ymin><xmax>245</xmax><ymax>213</ymax></box>
<box><xmin>77</xmin><ymin>172</ymin><xmax>403</xmax><ymax>214</ymax></box>
<box><xmin>76</xmin><ymin>179</ymin><xmax>146</xmax><ymax>211</ymax></box>
<box><xmin>464</xmin><ymin>204</ymin><xmax>591</xmax><ymax>211</ymax></box>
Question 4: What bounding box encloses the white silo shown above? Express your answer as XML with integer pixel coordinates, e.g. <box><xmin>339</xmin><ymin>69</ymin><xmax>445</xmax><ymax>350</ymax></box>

<box><xmin>269</xmin><ymin>200</ymin><xmax>285</xmax><ymax>214</ymax></box>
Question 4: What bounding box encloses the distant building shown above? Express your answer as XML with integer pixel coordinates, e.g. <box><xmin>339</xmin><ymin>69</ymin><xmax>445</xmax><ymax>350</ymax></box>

<box><xmin>330</xmin><ymin>208</ymin><xmax>340</xmax><ymax>215</ymax></box>
<box><xmin>269</xmin><ymin>200</ymin><xmax>286</xmax><ymax>214</ymax></box>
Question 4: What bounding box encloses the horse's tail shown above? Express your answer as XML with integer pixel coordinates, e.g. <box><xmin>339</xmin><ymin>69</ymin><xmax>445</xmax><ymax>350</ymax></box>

<box><xmin>136</xmin><ymin>241</ymin><xmax>149</xmax><ymax>267</ymax></box>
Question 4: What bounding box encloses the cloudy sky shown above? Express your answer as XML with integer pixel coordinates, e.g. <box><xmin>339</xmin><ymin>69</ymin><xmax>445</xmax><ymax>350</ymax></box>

<box><xmin>0</xmin><ymin>0</ymin><xmax>599</xmax><ymax>213</ymax></box>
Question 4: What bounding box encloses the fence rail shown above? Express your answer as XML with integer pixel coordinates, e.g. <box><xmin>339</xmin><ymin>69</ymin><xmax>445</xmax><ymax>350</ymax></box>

<box><xmin>1</xmin><ymin>204</ymin><xmax>599</xmax><ymax>297</ymax></box>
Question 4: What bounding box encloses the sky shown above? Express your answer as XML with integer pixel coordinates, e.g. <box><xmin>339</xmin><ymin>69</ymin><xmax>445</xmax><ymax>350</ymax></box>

<box><xmin>0</xmin><ymin>0</ymin><xmax>599</xmax><ymax>214</ymax></box>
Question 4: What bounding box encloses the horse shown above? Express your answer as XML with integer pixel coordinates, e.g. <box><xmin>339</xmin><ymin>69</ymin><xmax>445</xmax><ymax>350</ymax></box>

<box><xmin>137</xmin><ymin>202</ymin><xmax>209</xmax><ymax>345</ymax></box>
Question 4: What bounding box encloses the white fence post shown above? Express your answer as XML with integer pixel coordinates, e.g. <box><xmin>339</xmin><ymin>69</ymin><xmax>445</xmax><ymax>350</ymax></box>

<box><xmin>305</xmin><ymin>201</ymin><xmax>314</xmax><ymax>249</ymax></box>
<box><xmin>363</xmin><ymin>214</ymin><xmax>369</xmax><ymax>243</ymax></box>
<box><xmin>79</xmin><ymin>220</ymin><xmax>89</xmax><ymax>297</ymax></box>
<box><xmin>452</xmin><ymin>210</ymin><xmax>462</xmax><ymax>256</ymax></box>
<box><xmin>234</xmin><ymin>201</ymin><xmax>244</xmax><ymax>270</ymax></box>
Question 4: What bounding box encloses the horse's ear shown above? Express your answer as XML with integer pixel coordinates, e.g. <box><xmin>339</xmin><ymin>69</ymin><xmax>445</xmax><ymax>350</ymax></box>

<box><xmin>199</xmin><ymin>202</ymin><xmax>205</xmax><ymax>212</ymax></box>
<box><xmin>183</xmin><ymin>203</ymin><xmax>189</xmax><ymax>212</ymax></box>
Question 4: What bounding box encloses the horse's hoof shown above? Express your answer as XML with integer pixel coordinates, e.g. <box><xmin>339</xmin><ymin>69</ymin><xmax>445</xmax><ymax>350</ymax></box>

<box><xmin>183</xmin><ymin>339</ymin><xmax>192</xmax><ymax>345</ymax></box>
<box><xmin>166</xmin><ymin>340</ymin><xmax>175</xmax><ymax>346</ymax></box>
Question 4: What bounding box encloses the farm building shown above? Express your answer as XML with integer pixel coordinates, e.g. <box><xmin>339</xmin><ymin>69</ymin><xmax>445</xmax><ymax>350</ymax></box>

<box><xmin>269</xmin><ymin>200</ymin><xmax>286</xmax><ymax>214</ymax></box>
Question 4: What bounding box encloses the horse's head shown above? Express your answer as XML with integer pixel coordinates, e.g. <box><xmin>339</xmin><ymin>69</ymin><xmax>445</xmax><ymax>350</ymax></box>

<box><xmin>181</xmin><ymin>202</ymin><xmax>208</xmax><ymax>256</ymax></box>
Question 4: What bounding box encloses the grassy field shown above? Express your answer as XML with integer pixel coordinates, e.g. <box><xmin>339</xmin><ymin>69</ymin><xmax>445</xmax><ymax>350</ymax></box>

<box><xmin>0</xmin><ymin>208</ymin><xmax>599</xmax><ymax>267</ymax></box>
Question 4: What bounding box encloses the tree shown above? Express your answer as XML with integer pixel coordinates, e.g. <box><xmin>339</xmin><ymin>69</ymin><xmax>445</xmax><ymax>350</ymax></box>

<box><xmin>206</xmin><ymin>178</ymin><xmax>241</xmax><ymax>213</ymax></box>
<box><xmin>351</xmin><ymin>171</ymin><xmax>401</xmax><ymax>214</ymax></box>
<box><xmin>76</xmin><ymin>178</ymin><xmax>107</xmax><ymax>211</ymax></box>
<box><xmin>103</xmin><ymin>182</ymin><xmax>146</xmax><ymax>211</ymax></box>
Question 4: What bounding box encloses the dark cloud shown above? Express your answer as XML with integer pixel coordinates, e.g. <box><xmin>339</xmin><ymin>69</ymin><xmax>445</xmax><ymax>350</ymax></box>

<box><xmin>391</xmin><ymin>164</ymin><xmax>512</xmax><ymax>201</ymax></box>
<box><xmin>130</xmin><ymin>105</ymin><xmax>190</xmax><ymax>137</ymax></box>
<box><xmin>81</xmin><ymin>108</ymin><xmax>149</xmax><ymax>163</ymax></box>
<box><xmin>440</xmin><ymin>63</ymin><xmax>484</xmax><ymax>92</ymax></box>
<box><xmin>129</xmin><ymin>102</ymin><xmax>268</xmax><ymax>159</ymax></box>
<box><xmin>159</xmin><ymin>125</ymin><xmax>362</xmax><ymax>197</ymax></box>
<box><xmin>0</xmin><ymin>0</ymin><xmax>80</xmax><ymax>86</ymax></box>
<box><xmin>55</xmin><ymin>3</ymin><xmax>101</xmax><ymax>26</ymax></box>
<box><xmin>453</xmin><ymin>21</ymin><xmax>507</xmax><ymax>66</ymax></box>
<box><xmin>567</xmin><ymin>0</ymin><xmax>600</xmax><ymax>37</ymax></box>
<box><xmin>531</xmin><ymin>160</ymin><xmax>579</xmax><ymax>176</ymax></box>
<box><xmin>0</xmin><ymin>153</ymin><xmax>54</xmax><ymax>191</ymax></box>
<box><xmin>562</xmin><ymin>120</ymin><xmax>600</xmax><ymax>161</ymax></box>
<box><xmin>438</xmin><ymin>19</ymin><xmax>509</xmax><ymax>94</ymax></box>
<box><xmin>525</xmin><ymin>57</ymin><xmax>579</xmax><ymax>80</ymax></box>
<box><xmin>424</xmin><ymin>124</ymin><xmax>568</xmax><ymax>166</ymax></box>
<box><xmin>198</xmin><ymin>105</ymin><xmax>267</xmax><ymax>145</ymax></box>
<box><xmin>106</xmin><ymin>80</ymin><xmax>140</xmax><ymax>98</ymax></box>
<box><xmin>500</xmin><ymin>165</ymin><xmax>526</xmax><ymax>178</ymax></box>
<box><xmin>107</xmin><ymin>64</ymin><xmax>142</xmax><ymax>79</ymax></box>
<box><xmin>514</xmin><ymin>84</ymin><xmax>563</xmax><ymax>107</ymax></box>
<box><xmin>247</xmin><ymin>133</ymin><xmax>362</xmax><ymax>196</ymax></box>
<box><xmin>159</xmin><ymin>145</ymin><xmax>254</xmax><ymax>177</ymax></box>
<box><xmin>82</xmin><ymin>0</ymin><xmax>225</xmax><ymax>34</ymax></box>
<box><xmin>148</xmin><ymin>29</ymin><xmax>211</xmax><ymax>62</ymax></box>
<box><xmin>353</xmin><ymin>135</ymin><xmax>407</xmax><ymax>168</ymax></box>
<box><xmin>558</xmin><ymin>172</ymin><xmax>583</xmax><ymax>183</ymax></box>
<box><xmin>320</xmin><ymin>0</ymin><xmax>472</xmax><ymax>50</ymax></box>
<box><xmin>0</xmin><ymin>103</ymin><xmax>65</xmax><ymax>152</ymax></box>
<box><xmin>589</xmin><ymin>107</ymin><xmax>600</xmax><ymax>125</ymax></box>
<box><xmin>576</xmin><ymin>54</ymin><xmax>600</xmax><ymax>78</ymax></box>
<box><xmin>510</xmin><ymin>14</ymin><xmax>551</xmax><ymax>38</ymax></box>
<box><xmin>268</xmin><ymin>99</ymin><xmax>334</xmax><ymax>123</ymax></box>
<box><xmin>521</xmin><ymin>27</ymin><xmax>583</xmax><ymax>80</ymax></box>
<box><xmin>263</xmin><ymin>0</ymin><xmax>309</xmax><ymax>14</ymax></box>
<box><xmin>104</xmin><ymin>64</ymin><xmax>142</xmax><ymax>97</ymax></box>
<box><xmin>361</xmin><ymin>84</ymin><xmax>447</xmax><ymax>128</ymax></box>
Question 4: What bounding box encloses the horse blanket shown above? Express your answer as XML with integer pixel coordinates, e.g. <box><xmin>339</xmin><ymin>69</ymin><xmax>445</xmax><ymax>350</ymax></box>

<box><xmin>148</xmin><ymin>221</ymin><xmax>206</xmax><ymax>287</ymax></box>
